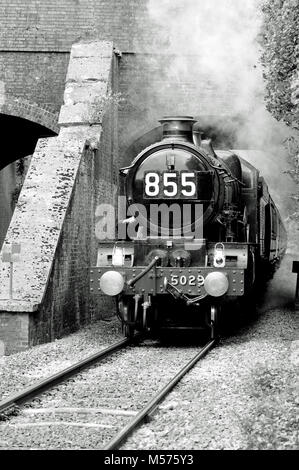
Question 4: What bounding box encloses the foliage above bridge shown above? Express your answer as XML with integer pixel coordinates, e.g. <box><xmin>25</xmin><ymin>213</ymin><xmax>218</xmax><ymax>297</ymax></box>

<box><xmin>260</xmin><ymin>0</ymin><xmax>299</xmax><ymax>130</ymax></box>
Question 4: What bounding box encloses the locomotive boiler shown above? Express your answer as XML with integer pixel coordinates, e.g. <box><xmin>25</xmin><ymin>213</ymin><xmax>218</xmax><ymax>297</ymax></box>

<box><xmin>90</xmin><ymin>116</ymin><xmax>287</xmax><ymax>338</ymax></box>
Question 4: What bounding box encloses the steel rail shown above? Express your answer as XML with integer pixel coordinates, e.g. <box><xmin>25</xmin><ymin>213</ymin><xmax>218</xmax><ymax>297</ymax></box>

<box><xmin>103</xmin><ymin>338</ymin><xmax>217</xmax><ymax>450</ymax></box>
<box><xmin>0</xmin><ymin>335</ymin><xmax>142</xmax><ymax>415</ymax></box>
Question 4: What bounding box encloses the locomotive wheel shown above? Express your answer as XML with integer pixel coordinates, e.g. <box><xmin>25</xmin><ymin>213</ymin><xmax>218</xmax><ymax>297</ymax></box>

<box><xmin>210</xmin><ymin>305</ymin><xmax>219</xmax><ymax>339</ymax></box>
<box><xmin>123</xmin><ymin>303</ymin><xmax>135</xmax><ymax>339</ymax></box>
<box><xmin>142</xmin><ymin>306</ymin><xmax>147</xmax><ymax>330</ymax></box>
<box><xmin>124</xmin><ymin>323</ymin><xmax>135</xmax><ymax>339</ymax></box>
<box><xmin>118</xmin><ymin>297</ymin><xmax>136</xmax><ymax>339</ymax></box>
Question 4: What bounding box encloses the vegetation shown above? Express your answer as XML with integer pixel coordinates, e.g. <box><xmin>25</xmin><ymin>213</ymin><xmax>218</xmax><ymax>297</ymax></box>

<box><xmin>260</xmin><ymin>0</ymin><xmax>299</xmax><ymax>224</ymax></box>
<box><xmin>260</xmin><ymin>0</ymin><xmax>299</xmax><ymax>129</ymax></box>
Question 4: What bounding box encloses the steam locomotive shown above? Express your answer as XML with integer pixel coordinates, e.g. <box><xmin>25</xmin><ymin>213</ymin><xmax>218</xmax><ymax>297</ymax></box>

<box><xmin>90</xmin><ymin>117</ymin><xmax>287</xmax><ymax>338</ymax></box>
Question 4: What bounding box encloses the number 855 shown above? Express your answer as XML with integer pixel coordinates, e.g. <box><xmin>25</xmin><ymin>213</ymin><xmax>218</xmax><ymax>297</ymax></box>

<box><xmin>145</xmin><ymin>172</ymin><xmax>196</xmax><ymax>197</ymax></box>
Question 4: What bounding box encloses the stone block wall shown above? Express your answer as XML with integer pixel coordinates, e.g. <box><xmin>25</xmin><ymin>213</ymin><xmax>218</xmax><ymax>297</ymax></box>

<box><xmin>0</xmin><ymin>0</ymin><xmax>149</xmax><ymax>116</ymax></box>
<box><xmin>0</xmin><ymin>41</ymin><xmax>118</xmax><ymax>355</ymax></box>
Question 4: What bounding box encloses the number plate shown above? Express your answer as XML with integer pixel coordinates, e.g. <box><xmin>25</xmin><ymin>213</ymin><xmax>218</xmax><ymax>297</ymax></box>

<box><xmin>169</xmin><ymin>274</ymin><xmax>205</xmax><ymax>287</ymax></box>
<box><xmin>144</xmin><ymin>171</ymin><xmax>198</xmax><ymax>199</ymax></box>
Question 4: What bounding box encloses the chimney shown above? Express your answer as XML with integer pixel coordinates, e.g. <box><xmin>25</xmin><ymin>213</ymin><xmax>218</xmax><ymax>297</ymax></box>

<box><xmin>159</xmin><ymin>116</ymin><xmax>196</xmax><ymax>142</ymax></box>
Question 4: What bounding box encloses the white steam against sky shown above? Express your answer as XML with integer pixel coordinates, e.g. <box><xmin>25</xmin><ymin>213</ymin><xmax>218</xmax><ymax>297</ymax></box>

<box><xmin>147</xmin><ymin>0</ymin><xmax>263</xmax><ymax>117</ymax></box>
<box><xmin>146</xmin><ymin>0</ymin><xmax>298</xmax><ymax>150</ymax></box>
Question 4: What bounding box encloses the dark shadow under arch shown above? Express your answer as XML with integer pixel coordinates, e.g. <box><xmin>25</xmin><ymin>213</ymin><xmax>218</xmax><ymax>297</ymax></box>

<box><xmin>0</xmin><ymin>114</ymin><xmax>57</xmax><ymax>170</ymax></box>
<box><xmin>0</xmin><ymin>95</ymin><xmax>59</xmax><ymax>134</ymax></box>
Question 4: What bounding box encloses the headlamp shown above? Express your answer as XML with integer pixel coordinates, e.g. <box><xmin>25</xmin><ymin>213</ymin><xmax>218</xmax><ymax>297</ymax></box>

<box><xmin>204</xmin><ymin>271</ymin><xmax>229</xmax><ymax>297</ymax></box>
<box><xmin>99</xmin><ymin>271</ymin><xmax>125</xmax><ymax>296</ymax></box>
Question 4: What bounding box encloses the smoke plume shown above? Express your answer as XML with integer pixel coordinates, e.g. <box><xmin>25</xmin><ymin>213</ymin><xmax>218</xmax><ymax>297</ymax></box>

<box><xmin>147</xmin><ymin>0</ymin><xmax>262</xmax><ymax>119</ymax></box>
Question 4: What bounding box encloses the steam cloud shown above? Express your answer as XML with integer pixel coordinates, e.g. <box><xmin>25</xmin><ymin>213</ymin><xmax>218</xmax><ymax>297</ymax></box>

<box><xmin>145</xmin><ymin>0</ymin><xmax>296</xmax><ymax>149</ymax></box>
<box><xmin>147</xmin><ymin>0</ymin><xmax>262</xmax><ymax>118</ymax></box>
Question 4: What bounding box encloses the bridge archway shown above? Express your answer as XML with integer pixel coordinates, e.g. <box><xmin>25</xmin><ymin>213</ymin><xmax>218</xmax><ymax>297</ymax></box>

<box><xmin>0</xmin><ymin>95</ymin><xmax>59</xmax><ymax>132</ymax></box>
<box><xmin>0</xmin><ymin>96</ymin><xmax>58</xmax><ymax>169</ymax></box>
<box><xmin>0</xmin><ymin>97</ymin><xmax>58</xmax><ymax>246</ymax></box>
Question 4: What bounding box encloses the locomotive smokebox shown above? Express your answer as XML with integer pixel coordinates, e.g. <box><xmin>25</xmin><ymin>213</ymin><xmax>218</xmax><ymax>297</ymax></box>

<box><xmin>159</xmin><ymin>116</ymin><xmax>196</xmax><ymax>142</ymax></box>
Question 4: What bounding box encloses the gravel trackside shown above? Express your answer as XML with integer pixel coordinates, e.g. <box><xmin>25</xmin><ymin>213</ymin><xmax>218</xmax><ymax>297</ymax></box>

<box><xmin>0</xmin><ymin>319</ymin><xmax>123</xmax><ymax>401</ymax></box>
<box><xmin>0</xmin><ymin>341</ymin><xmax>202</xmax><ymax>449</ymax></box>
<box><xmin>0</xmin><ymin>306</ymin><xmax>297</xmax><ymax>449</ymax></box>
<box><xmin>121</xmin><ymin>307</ymin><xmax>298</xmax><ymax>450</ymax></box>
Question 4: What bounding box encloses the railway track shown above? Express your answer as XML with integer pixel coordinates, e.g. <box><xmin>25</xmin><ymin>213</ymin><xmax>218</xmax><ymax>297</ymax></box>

<box><xmin>0</xmin><ymin>335</ymin><xmax>217</xmax><ymax>449</ymax></box>
<box><xmin>0</xmin><ymin>336</ymin><xmax>141</xmax><ymax>417</ymax></box>
<box><xmin>104</xmin><ymin>338</ymin><xmax>216</xmax><ymax>450</ymax></box>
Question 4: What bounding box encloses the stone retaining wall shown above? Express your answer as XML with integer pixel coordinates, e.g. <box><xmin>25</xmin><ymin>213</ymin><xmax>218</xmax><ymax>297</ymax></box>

<box><xmin>0</xmin><ymin>41</ymin><xmax>118</xmax><ymax>355</ymax></box>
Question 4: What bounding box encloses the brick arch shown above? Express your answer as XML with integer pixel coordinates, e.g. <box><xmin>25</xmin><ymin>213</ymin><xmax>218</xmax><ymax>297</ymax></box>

<box><xmin>0</xmin><ymin>95</ymin><xmax>59</xmax><ymax>134</ymax></box>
